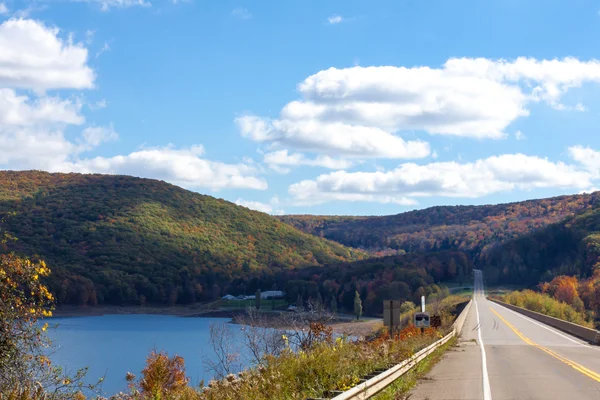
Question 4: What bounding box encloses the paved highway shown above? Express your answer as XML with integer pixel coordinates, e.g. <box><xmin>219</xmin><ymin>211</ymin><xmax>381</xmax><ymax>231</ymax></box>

<box><xmin>409</xmin><ymin>270</ymin><xmax>600</xmax><ymax>399</ymax></box>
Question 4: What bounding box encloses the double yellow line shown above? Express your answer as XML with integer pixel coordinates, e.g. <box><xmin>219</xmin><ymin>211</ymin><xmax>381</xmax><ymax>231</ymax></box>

<box><xmin>490</xmin><ymin>307</ymin><xmax>600</xmax><ymax>383</ymax></box>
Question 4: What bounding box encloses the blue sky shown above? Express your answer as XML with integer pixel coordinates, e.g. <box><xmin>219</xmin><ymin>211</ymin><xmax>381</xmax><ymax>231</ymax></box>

<box><xmin>1</xmin><ymin>0</ymin><xmax>600</xmax><ymax>216</ymax></box>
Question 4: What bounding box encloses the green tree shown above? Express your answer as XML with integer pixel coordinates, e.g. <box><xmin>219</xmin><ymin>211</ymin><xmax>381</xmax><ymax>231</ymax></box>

<box><xmin>255</xmin><ymin>289</ymin><xmax>261</xmax><ymax>311</ymax></box>
<box><xmin>399</xmin><ymin>301</ymin><xmax>415</xmax><ymax>314</ymax></box>
<box><xmin>330</xmin><ymin>296</ymin><xmax>338</xmax><ymax>313</ymax></box>
<box><xmin>448</xmin><ymin>258</ymin><xmax>457</xmax><ymax>278</ymax></box>
<box><xmin>458</xmin><ymin>264</ymin><xmax>465</xmax><ymax>285</ymax></box>
<box><xmin>296</xmin><ymin>294</ymin><xmax>303</xmax><ymax>311</ymax></box>
<box><xmin>353</xmin><ymin>291</ymin><xmax>363</xmax><ymax>321</ymax></box>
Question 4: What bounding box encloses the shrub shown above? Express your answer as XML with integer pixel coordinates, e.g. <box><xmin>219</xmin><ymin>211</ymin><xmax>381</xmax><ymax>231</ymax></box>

<box><xmin>502</xmin><ymin>290</ymin><xmax>593</xmax><ymax>328</ymax></box>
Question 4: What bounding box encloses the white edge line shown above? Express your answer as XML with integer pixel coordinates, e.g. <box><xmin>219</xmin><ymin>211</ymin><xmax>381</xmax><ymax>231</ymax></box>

<box><xmin>475</xmin><ymin>299</ymin><xmax>493</xmax><ymax>400</ymax></box>
<box><xmin>490</xmin><ymin>301</ymin><xmax>599</xmax><ymax>350</ymax></box>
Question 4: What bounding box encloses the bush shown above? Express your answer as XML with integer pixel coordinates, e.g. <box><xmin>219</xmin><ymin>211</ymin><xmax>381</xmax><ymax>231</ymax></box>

<box><xmin>501</xmin><ymin>290</ymin><xmax>593</xmax><ymax>328</ymax></box>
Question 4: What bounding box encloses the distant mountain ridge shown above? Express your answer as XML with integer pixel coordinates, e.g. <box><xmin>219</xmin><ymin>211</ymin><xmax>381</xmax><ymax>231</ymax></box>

<box><xmin>480</xmin><ymin>203</ymin><xmax>600</xmax><ymax>286</ymax></box>
<box><xmin>278</xmin><ymin>193</ymin><xmax>600</xmax><ymax>258</ymax></box>
<box><xmin>0</xmin><ymin>171</ymin><xmax>365</xmax><ymax>306</ymax></box>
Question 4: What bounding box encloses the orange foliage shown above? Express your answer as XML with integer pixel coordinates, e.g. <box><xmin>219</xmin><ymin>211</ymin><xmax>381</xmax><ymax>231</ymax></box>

<box><xmin>138</xmin><ymin>350</ymin><xmax>189</xmax><ymax>396</ymax></box>
<box><xmin>545</xmin><ymin>276</ymin><xmax>580</xmax><ymax>305</ymax></box>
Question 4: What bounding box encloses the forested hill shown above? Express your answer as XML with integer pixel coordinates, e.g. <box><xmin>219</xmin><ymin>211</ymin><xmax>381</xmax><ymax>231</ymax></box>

<box><xmin>480</xmin><ymin>204</ymin><xmax>600</xmax><ymax>287</ymax></box>
<box><xmin>278</xmin><ymin>193</ymin><xmax>600</xmax><ymax>257</ymax></box>
<box><xmin>0</xmin><ymin>171</ymin><xmax>365</xmax><ymax>306</ymax></box>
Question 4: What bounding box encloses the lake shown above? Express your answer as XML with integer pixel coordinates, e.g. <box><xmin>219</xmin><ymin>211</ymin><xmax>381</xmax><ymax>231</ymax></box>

<box><xmin>47</xmin><ymin>315</ymin><xmax>248</xmax><ymax>396</ymax></box>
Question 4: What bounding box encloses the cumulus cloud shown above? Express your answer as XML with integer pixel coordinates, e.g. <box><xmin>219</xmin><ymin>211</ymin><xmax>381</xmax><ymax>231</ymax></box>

<box><xmin>234</xmin><ymin>198</ymin><xmax>284</xmax><ymax>215</ymax></box>
<box><xmin>236</xmin><ymin>115</ymin><xmax>430</xmax><ymax>159</ymax></box>
<box><xmin>239</xmin><ymin>57</ymin><xmax>600</xmax><ymax>168</ymax></box>
<box><xmin>288</xmin><ymin>153</ymin><xmax>594</xmax><ymax>205</ymax></box>
<box><xmin>232</xmin><ymin>7</ymin><xmax>252</xmax><ymax>20</ymax></box>
<box><xmin>0</xmin><ymin>89</ymin><xmax>83</xmax><ymax>126</ymax></box>
<box><xmin>0</xmin><ymin>19</ymin><xmax>95</xmax><ymax>91</ymax></box>
<box><xmin>79</xmin><ymin>125</ymin><xmax>119</xmax><ymax>151</ymax></box>
<box><xmin>65</xmin><ymin>146</ymin><xmax>267</xmax><ymax>191</ymax></box>
<box><xmin>569</xmin><ymin>145</ymin><xmax>600</xmax><ymax>178</ymax></box>
<box><xmin>263</xmin><ymin>149</ymin><xmax>354</xmax><ymax>172</ymax></box>
<box><xmin>328</xmin><ymin>15</ymin><xmax>343</xmax><ymax>24</ymax></box>
<box><xmin>0</xmin><ymin>18</ymin><xmax>265</xmax><ymax>192</ymax></box>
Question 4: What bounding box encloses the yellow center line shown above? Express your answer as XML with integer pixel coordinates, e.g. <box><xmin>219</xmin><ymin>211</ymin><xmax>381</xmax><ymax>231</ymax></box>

<box><xmin>489</xmin><ymin>307</ymin><xmax>600</xmax><ymax>383</ymax></box>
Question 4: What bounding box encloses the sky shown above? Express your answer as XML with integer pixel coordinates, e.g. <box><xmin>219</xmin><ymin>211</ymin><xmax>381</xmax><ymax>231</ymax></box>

<box><xmin>1</xmin><ymin>0</ymin><xmax>600</xmax><ymax>216</ymax></box>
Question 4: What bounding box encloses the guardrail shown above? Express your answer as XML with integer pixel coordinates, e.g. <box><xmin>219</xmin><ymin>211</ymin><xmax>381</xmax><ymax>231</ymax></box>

<box><xmin>489</xmin><ymin>298</ymin><xmax>600</xmax><ymax>345</ymax></box>
<box><xmin>328</xmin><ymin>300</ymin><xmax>473</xmax><ymax>400</ymax></box>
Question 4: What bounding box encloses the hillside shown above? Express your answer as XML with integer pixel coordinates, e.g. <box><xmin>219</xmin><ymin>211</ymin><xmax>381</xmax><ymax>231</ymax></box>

<box><xmin>278</xmin><ymin>193</ymin><xmax>600</xmax><ymax>257</ymax></box>
<box><xmin>480</xmin><ymin>203</ymin><xmax>600</xmax><ymax>286</ymax></box>
<box><xmin>273</xmin><ymin>250</ymin><xmax>471</xmax><ymax>315</ymax></box>
<box><xmin>0</xmin><ymin>171</ymin><xmax>365</xmax><ymax>306</ymax></box>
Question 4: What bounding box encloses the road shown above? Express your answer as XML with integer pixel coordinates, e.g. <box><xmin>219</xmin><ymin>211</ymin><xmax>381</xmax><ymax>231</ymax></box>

<box><xmin>409</xmin><ymin>270</ymin><xmax>600</xmax><ymax>400</ymax></box>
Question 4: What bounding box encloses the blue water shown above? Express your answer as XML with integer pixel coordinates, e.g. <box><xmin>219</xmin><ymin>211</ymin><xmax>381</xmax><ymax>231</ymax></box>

<box><xmin>47</xmin><ymin>315</ymin><xmax>247</xmax><ymax>396</ymax></box>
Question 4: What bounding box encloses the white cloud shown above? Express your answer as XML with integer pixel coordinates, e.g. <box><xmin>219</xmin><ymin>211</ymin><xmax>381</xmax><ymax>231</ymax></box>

<box><xmin>0</xmin><ymin>89</ymin><xmax>120</xmax><ymax>171</ymax></box>
<box><xmin>234</xmin><ymin>198</ymin><xmax>284</xmax><ymax>215</ymax></box>
<box><xmin>96</xmin><ymin>41</ymin><xmax>110</xmax><ymax>58</ymax></box>
<box><xmin>236</xmin><ymin>115</ymin><xmax>430</xmax><ymax>159</ymax></box>
<box><xmin>89</xmin><ymin>99</ymin><xmax>107</xmax><ymax>110</ymax></box>
<box><xmin>79</xmin><ymin>125</ymin><xmax>118</xmax><ymax>151</ymax></box>
<box><xmin>66</xmin><ymin>146</ymin><xmax>267</xmax><ymax>191</ymax></box>
<box><xmin>569</xmin><ymin>145</ymin><xmax>600</xmax><ymax>178</ymax></box>
<box><xmin>0</xmin><ymin>18</ymin><xmax>264</xmax><ymax>192</ymax></box>
<box><xmin>515</xmin><ymin>130</ymin><xmax>525</xmax><ymax>140</ymax></box>
<box><xmin>90</xmin><ymin>0</ymin><xmax>150</xmax><ymax>11</ymax></box>
<box><xmin>239</xmin><ymin>57</ymin><xmax>600</xmax><ymax>165</ymax></box>
<box><xmin>232</xmin><ymin>7</ymin><xmax>252</xmax><ymax>20</ymax></box>
<box><xmin>264</xmin><ymin>149</ymin><xmax>354</xmax><ymax>171</ymax></box>
<box><xmin>288</xmin><ymin>153</ymin><xmax>593</xmax><ymax>205</ymax></box>
<box><xmin>328</xmin><ymin>15</ymin><xmax>343</xmax><ymax>24</ymax></box>
<box><xmin>0</xmin><ymin>3</ymin><xmax>8</xmax><ymax>14</ymax></box>
<box><xmin>0</xmin><ymin>89</ymin><xmax>83</xmax><ymax>127</ymax></box>
<box><xmin>0</xmin><ymin>19</ymin><xmax>95</xmax><ymax>91</ymax></box>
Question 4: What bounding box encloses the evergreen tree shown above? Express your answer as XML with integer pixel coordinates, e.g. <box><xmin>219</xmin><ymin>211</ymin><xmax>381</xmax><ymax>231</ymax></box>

<box><xmin>458</xmin><ymin>264</ymin><xmax>465</xmax><ymax>285</ymax></box>
<box><xmin>296</xmin><ymin>294</ymin><xmax>303</xmax><ymax>311</ymax></box>
<box><xmin>448</xmin><ymin>258</ymin><xmax>457</xmax><ymax>278</ymax></box>
<box><xmin>330</xmin><ymin>296</ymin><xmax>338</xmax><ymax>313</ymax></box>
<box><xmin>255</xmin><ymin>289</ymin><xmax>261</xmax><ymax>310</ymax></box>
<box><xmin>353</xmin><ymin>291</ymin><xmax>362</xmax><ymax>321</ymax></box>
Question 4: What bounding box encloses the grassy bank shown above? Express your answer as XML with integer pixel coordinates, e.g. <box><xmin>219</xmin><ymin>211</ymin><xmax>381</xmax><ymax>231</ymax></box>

<box><xmin>498</xmin><ymin>290</ymin><xmax>594</xmax><ymax>328</ymax></box>
<box><xmin>371</xmin><ymin>336</ymin><xmax>457</xmax><ymax>400</ymax></box>
<box><xmin>117</xmin><ymin>295</ymin><xmax>469</xmax><ymax>400</ymax></box>
<box><xmin>123</xmin><ymin>326</ymin><xmax>447</xmax><ymax>400</ymax></box>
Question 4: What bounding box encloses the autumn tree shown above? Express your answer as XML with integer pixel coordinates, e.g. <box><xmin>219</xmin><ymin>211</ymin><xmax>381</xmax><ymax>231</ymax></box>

<box><xmin>135</xmin><ymin>350</ymin><xmax>190</xmax><ymax>397</ymax></box>
<box><xmin>0</xmin><ymin>253</ymin><xmax>54</xmax><ymax>392</ymax></box>
<box><xmin>0</xmin><ymin>252</ymin><xmax>96</xmax><ymax>396</ymax></box>
<box><xmin>546</xmin><ymin>276</ymin><xmax>580</xmax><ymax>306</ymax></box>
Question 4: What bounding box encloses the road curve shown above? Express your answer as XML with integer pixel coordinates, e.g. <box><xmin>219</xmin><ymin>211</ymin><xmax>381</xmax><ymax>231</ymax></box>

<box><xmin>409</xmin><ymin>270</ymin><xmax>600</xmax><ymax>400</ymax></box>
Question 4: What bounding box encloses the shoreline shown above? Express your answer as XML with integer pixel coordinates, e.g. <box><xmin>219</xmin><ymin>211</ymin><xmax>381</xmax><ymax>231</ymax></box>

<box><xmin>52</xmin><ymin>305</ymin><xmax>383</xmax><ymax>337</ymax></box>
<box><xmin>52</xmin><ymin>305</ymin><xmax>213</xmax><ymax>318</ymax></box>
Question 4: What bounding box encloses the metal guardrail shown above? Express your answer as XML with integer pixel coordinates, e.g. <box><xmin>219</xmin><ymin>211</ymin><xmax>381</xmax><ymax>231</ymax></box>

<box><xmin>330</xmin><ymin>300</ymin><xmax>473</xmax><ymax>400</ymax></box>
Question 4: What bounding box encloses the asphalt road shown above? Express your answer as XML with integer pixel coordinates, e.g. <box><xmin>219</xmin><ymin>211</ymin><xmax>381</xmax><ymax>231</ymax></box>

<box><xmin>409</xmin><ymin>270</ymin><xmax>600</xmax><ymax>399</ymax></box>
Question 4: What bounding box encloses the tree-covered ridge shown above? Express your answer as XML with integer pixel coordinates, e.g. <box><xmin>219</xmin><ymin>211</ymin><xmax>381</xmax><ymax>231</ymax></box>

<box><xmin>0</xmin><ymin>171</ymin><xmax>365</xmax><ymax>306</ymax></box>
<box><xmin>274</xmin><ymin>251</ymin><xmax>471</xmax><ymax>316</ymax></box>
<box><xmin>279</xmin><ymin>193</ymin><xmax>600</xmax><ymax>256</ymax></box>
<box><xmin>481</xmin><ymin>203</ymin><xmax>600</xmax><ymax>286</ymax></box>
